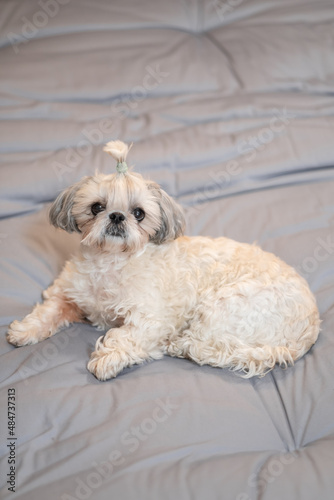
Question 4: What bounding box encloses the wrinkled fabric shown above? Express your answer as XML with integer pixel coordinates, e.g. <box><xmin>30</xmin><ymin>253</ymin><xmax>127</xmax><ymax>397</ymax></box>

<box><xmin>0</xmin><ymin>1</ymin><xmax>334</xmax><ymax>499</ymax></box>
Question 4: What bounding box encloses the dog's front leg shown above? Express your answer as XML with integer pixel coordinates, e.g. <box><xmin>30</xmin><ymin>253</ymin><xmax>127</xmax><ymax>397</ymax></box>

<box><xmin>87</xmin><ymin>325</ymin><xmax>164</xmax><ymax>380</ymax></box>
<box><xmin>7</xmin><ymin>284</ymin><xmax>83</xmax><ymax>347</ymax></box>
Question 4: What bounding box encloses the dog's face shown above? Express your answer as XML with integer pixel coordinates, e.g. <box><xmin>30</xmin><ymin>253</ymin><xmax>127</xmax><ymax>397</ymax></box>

<box><xmin>49</xmin><ymin>172</ymin><xmax>185</xmax><ymax>252</ymax></box>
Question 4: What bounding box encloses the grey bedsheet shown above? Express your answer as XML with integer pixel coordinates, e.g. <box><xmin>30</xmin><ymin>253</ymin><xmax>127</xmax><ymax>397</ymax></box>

<box><xmin>1</xmin><ymin>1</ymin><xmax>334</xmax><ymax>499</ymax></box>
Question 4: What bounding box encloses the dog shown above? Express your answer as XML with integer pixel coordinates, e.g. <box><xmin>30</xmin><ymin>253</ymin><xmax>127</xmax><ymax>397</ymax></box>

<box><xmin>7</xmin><ymin>140</ymin><xmax>320</xmax><ymax>380</ymax></box>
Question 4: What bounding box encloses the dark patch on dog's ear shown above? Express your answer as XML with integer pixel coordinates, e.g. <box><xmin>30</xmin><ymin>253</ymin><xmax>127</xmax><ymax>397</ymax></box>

<box><xmin>147</xmin><ymin>182</ymin><xmax>185</xmax><ymax>244</ymax></box>
<box><xmin>49</xmin><ymin>177</ymin><xmax>91</xmax><ymax>233</ymax></box>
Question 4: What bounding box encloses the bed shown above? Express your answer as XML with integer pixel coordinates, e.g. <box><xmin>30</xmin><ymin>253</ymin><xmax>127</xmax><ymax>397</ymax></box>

<box><xmin>1</xmin><ymin>0</ymin><xmax>334</xmax><ymax>499</ymax></box>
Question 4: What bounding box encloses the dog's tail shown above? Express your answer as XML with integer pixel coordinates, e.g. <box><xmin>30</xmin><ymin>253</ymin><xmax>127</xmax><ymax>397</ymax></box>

<box><xmin>184</xmin><ymin>336</ymin><xmax>317</xmax><ymax>378</ymax></box>
<box><xmin>227</xmin><ymin>344</ymin><xmax>297</xmax><ymax>378</ymax></box>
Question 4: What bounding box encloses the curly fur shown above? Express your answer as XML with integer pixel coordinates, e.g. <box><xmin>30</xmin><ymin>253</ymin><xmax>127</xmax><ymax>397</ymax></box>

<box><xmin>7</xmin><ymin>168</ymin><xmax>320</xmax><ymax>380</ymax></box>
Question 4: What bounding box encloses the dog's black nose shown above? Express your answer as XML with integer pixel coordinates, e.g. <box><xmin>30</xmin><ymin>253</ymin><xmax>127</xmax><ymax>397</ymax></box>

<box><xmin>109</xmin><ymin>212</ymin><xmax>125</xmax><ymax>224</ymax></box>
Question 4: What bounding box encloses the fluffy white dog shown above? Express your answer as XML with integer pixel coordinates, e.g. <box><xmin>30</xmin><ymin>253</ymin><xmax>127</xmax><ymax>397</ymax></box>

<box><xmin>7</xmin><ymin>141</ymin><xmax>320</xmax><ymax>380</ymax></box>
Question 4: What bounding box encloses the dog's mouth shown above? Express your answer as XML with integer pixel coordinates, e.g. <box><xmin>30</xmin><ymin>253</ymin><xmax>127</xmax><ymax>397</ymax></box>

<box><xmin>105</xmin><ymin>224</ymin><xmax>127</xmax><ymax>239</ymax></box>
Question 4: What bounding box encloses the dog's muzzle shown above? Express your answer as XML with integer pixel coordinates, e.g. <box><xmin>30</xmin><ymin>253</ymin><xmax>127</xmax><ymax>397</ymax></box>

<box><xmin>106</xmin><ymin>212</ymin><xmax>127</xmax><ymax>238</ymax></box>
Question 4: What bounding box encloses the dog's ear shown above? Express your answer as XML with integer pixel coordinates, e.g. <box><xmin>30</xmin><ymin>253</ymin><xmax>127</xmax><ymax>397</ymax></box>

<box><xmin>148</xmin><ymin>182</ymin><xmax>185</xmax><ymax>244</ymax></box>
<box><xmin>49</xmin><ymin>177</ymin><xmax>90</xmax><ymax>233</ymax></box>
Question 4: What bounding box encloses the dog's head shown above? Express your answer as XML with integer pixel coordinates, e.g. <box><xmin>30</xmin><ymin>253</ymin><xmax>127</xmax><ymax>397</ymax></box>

<box><xmin>49</xmin><ymin>170</ymin><xmax>185</xmax><ymax>253</ymax></box>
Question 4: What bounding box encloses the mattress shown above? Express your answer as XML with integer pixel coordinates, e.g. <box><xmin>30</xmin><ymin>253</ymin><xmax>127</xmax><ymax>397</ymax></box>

<box><xmin>1</xmin><ymin>1</ymin><xmax>334</xmax><ymax>499</ymax></box>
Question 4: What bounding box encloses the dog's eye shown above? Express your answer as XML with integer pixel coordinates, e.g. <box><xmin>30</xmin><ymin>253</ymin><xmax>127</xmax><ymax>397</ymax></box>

<box><xmin>133</xmin><ymin>208</ymin><xmax>145</xmax><ymax>222</ymax></box>
<box><xmin>91</xmin><ymin>203</ymin><xmax>105</xmax><ymax>216</ymax></box>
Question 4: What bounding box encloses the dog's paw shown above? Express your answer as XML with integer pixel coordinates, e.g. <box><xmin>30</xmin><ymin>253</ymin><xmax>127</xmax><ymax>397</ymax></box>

<box><xmin>7</xmin><ymin>319</ymin><xmax>44</xmax><ymax>346</ymax></box>
<box><xmin>87</xmin><ymin>350</ymin><xmax>125</xmax><ymax>381</ymax></box>
<box><xmin>87</xmin><ymin>335</ymin><xmax>132</xmax><ymax>380</ymax></box>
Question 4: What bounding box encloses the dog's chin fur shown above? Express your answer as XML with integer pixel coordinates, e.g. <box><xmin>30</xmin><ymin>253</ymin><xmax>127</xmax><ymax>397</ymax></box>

<box><xmin>6</xmin><ymin>170</ymin><xmax>321</xmax><ymax>380</ymax></box>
